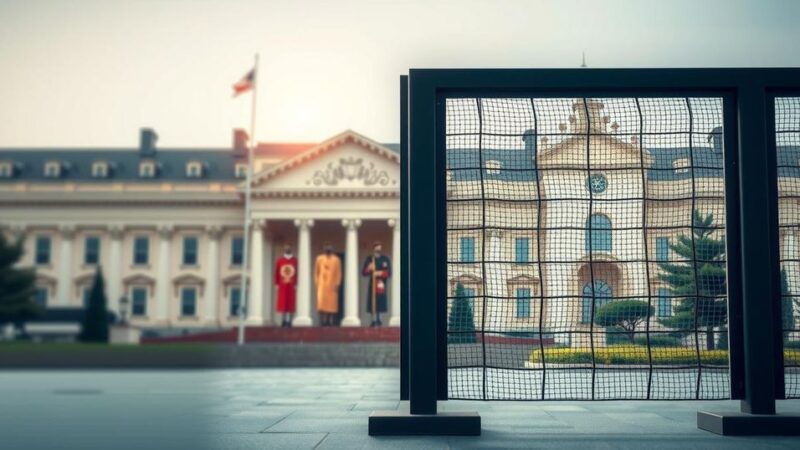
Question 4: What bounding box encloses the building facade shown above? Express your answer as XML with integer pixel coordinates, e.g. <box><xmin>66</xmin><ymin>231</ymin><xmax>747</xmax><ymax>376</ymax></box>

<box><xmin>0</xmin><ymin>129</ymin><xmax>402</xmax><ymax>330</ymax></box>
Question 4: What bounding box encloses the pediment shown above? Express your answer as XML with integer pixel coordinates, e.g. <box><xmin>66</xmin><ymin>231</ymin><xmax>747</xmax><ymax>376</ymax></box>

<box><xmin>249</xmin><ymin>130</ymin><xmax>399</xmax><ymax>192</ymax></box>
<box><xmin>123</xmin><ymin>273</ymin><xmax>156</xmax><ymax>286</ymax></box>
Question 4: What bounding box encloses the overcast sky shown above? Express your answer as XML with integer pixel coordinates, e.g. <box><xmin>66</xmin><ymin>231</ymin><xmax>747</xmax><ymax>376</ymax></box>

<box><xmin>0</xmin><ymin>0</ymin><xmax>798</xmax><ymax>147</ymax></box>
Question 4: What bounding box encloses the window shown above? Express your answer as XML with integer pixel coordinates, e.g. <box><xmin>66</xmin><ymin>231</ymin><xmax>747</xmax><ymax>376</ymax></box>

<box><xmin>84</xmin><ymin>236</ymin><xmax>100</xmax><ymax>265</ymax></box>
<box><xmin>656</xmin><ymin>237</ymin><xmax>670</xmax><ymax>262</ymax></box>
<box><xmin>586</xmin><ymin>214</ymin><xmax>612</xmax><ymax>253</ymax></box>
<box><xmin>0</xmin><ymin>161</ymin><xmax>13</xmax><ymax>178</ymax></box>
<box><xmin>131</xmin><ymin>287</ymin><xmax>147</xmax><ymax>316</ymax></box>
<box><xmin>514</xmin><ymin>237</ymin><xmax>530</xmax><ymax>263</ymax></box>
<box><xmin>516</xmin><ymin>288</ymin><xmax>531</xmax><ymax>318</ymax></box>
<box><xmin>656</xmin><ymin>287</ymin><xmax>672</xmax><ymax>317</ymax></box>
<box><xmin>35</xmin><ymin>236</ymin><xmax>51</xmax><ymax>265</ymax></box>
<box><xmin>44</xmin><ymin>161</ymin><xmax>61</xmax><ymax>178</ymax></box>
<box><xmin>235</xmin><ymin>163</ymin><xmax>248</xmax><ymax>179</ymax></box>
<box><xmin>673</xmin><ymin>158</ymin><xmax>690</xmax><ymax>174</ymax></box>
<box><xmin>33</xmin><ymin>287</ymin><xmax>48</xmax><ymax>307</ymax></box>
<box><xmin>229</xmin><ymin>286</ymin><xmax>242</xmax><ymax>316</ymax></box>
<box><xmin>485</xmin><ymin>160</ymin><xmax>501</xmax><ymax>174</ymax></box>
<box><xmin>581</xmin><ymin>280</ymin><xmax>612</xmax><ymax>324</ymax></box>
<box><xmin>460</xmin><ymin>237</ymin><xmax>475</xmax><ymax>263</ymax></box>
<box><xmin>82</xmin><ymin>287</ymin><xmax>92</xmax><ymax>308</ymax></box>
<box><xmin>186</xmin><ymin>161</ymin><xmax>203</xmax><ymax>178</ymax></box>
<box><xmin>133</xmin><ymin>236</ymin><xmax>149</xmax><ymax>265</ymax></box>
<box><xmin>139</xmin><ymin>161</ymin><xmax>156</xmax><ymax>178</ymax></box>
<box><xmin>181</xmin><ymin>287</ymin><xmax>197</xmax><ymax>316</ymax></box>
<box><xmin>231</xmin><ymin>237</ymin><xmax>244</xmax><ymax>265</ymax></box>
<box><xmin>183</xmin><ymin>236</ymin><xmax>198</xmax><ymax>265</ymax></box>
<box><xmin>92</xmin><ymin>161</ymin><xmax>109</xmax><ymax>178</ymax></box>
<box><xmin>586</xmin><ymin>174</ymin><xmax>608</xmax><ymax>194</ymax></box>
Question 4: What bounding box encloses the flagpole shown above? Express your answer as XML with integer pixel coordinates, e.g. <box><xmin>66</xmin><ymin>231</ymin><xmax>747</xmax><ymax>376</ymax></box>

<box><xmin>237</xmin><ymin>53</ymin><xmax>259</xmax><ymax>346</ymax></box>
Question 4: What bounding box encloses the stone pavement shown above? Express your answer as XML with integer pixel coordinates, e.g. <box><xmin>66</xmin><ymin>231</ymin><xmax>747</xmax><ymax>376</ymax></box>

<box><xmin>1</xmin><ymin>369</ymin><xmax>799</xmax><ymax>449</ymax></box>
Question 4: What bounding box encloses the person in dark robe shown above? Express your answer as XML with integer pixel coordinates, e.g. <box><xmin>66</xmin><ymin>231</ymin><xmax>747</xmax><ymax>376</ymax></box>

<box><xmin>274</xmin><ymin>244</ymin><xmax>297</xmax><ymax>327</ymax></box>
<box><xmin>362</xmin><ymin>241</ymin><xmax>391</xmax><ymax>326</ymax></box>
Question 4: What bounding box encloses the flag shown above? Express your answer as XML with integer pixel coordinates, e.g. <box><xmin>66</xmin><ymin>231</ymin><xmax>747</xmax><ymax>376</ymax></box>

<box><xmin>232</xmin><ymin>68</ymin><xmax>255</xmax><ymax>97</ymax></box>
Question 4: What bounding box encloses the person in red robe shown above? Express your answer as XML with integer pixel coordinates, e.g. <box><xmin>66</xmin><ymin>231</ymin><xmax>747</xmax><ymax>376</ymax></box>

<box><xmin>274</xmin><ymin>244</ymin><xmax>297</xmax><ymax>327</ymax></box>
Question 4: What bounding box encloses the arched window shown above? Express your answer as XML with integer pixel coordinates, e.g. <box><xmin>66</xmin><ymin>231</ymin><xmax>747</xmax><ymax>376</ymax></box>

<box><xmin>586</xmin><ymin>214</ymin><xmax>612</xmax><ymax>253</ymax></box>
<box><xmin>581</xmin><ymin>280</ymin><xmax>612</xmax><ymax>324</ymax></box>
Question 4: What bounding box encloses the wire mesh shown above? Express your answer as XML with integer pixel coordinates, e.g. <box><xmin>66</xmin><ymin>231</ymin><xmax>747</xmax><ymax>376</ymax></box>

<box><xmin>445</xmin><ymin>97</ymin><xmax>730</xmax><ymax>400</ymax></box>
<box><xmin>776</xmin><ymin>97</ymin><xmax>800</xmax><ymax>399</ymax></box>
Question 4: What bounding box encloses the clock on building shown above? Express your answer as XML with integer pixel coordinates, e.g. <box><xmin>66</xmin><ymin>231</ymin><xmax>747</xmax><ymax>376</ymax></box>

<box><xmin>587</xmin><ymin>174</ymin><xmax>608</xmax><ymax>194</ymax></box>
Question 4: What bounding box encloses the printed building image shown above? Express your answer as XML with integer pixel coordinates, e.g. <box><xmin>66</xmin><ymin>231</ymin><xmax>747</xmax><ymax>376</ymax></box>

<box><xmin>444</xmin><ymin>98</ymin><xmax>800</xmax><ymax>347</ymax></box>
<box><xmin>0</xmin><ymin>129</ymin><xmax>402</xmax><ymax>332</ymax></box>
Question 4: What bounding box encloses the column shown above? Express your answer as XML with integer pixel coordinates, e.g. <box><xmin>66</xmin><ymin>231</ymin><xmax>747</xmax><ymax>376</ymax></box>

<box><xmin>292</xmin><ymin>219</ymin><xmax>314</xmax><ymax>326</ymax></box>
<box><xmin>56</xmin><ymin>225</ymin><xmax>75</xmax><ymax>306</ymax></box>
<box><xmin>155</xmin><ymin>225</ymin><xmax>173</xmax><ymax>323</ymax></box>
<box><xmin>388</xmin><ymin>219</ymin><xmax>402</xmax><ymax>326</ymax></box>
<box><xmin>263</xmin><ymin>232</ymin><xmax>274</xmax><ymax>325</ymax></box>
<box><xmin>341</xmin><ymin>219</ymin><xmax>362</xmax><ymax>327</ymax></box>
<box><xmin>107</xmin><ymin>225</ymin><xmax>124</xmax><ymax>316</ymax></box>
<box><xmin>205</xmin><ymin>226</ymin><xmax>221</xmax><ymax>325</ymax></box>
<box><xmin>247</xmin><ymin>220</ymin><xmax>265</xmax><ymax>325</ymax></box>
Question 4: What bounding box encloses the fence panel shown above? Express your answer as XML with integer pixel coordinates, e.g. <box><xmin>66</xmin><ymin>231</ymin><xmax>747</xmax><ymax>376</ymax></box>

<box><xmin>775</xmin><ymin>96</ymin><xmax>800</xmax><ymax>399</ymax></box>
<box><xmin>445</xmin><ymin>96</ymin><xmax>731</xmax><ymax>400</ymax></box>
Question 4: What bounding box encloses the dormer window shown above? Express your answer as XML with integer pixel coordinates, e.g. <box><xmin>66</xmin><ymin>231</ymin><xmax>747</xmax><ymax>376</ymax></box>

<box><xmin>44</xmin><ymin>161</ymin><xmax>62</xmax><ymax>178</ymax></box>
<box><xmin>485</xmin><ymin>160</ymin><xmax>501</xmax><ymax>175</ymax></box>
<box><xmin>0</xmin><ymin>161</ymin><xmax>13</xmax><ymax>178</ymax></box>
<box><xmin>139</xmin><ymin>161</ymin><xmax>156</xmax><ymax>178</ymax></box>
<box><xmin>235</xmin><ymin>163</ymin><xmax>248</xmax><ymax>179</ymax></box>
<box><xmin>92</xmin><ymin>161</ymin><xmax>109</xmax><ymax>178</ymax></box>
<box><xmin>673</xmin><ymin>158</ymin><xmax>690</xmax><ymax>174</ymax></box>
<box><xmin>186</xmin><ymin>161</ymin><xmax>204</xmax><ymax>178</ymax></box>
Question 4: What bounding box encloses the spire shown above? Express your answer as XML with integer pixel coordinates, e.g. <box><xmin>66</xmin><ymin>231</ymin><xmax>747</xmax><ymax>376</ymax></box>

<box><xmin>580</xmin><ymin>51</ymin><xmax>587</xmax><ymax>68</ymax></box>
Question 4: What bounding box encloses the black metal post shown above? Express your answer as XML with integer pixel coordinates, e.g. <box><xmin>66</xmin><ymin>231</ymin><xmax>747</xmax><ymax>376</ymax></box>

<box><xmin>697</xmin><ymin>84</ymin><xmax>800</xmax><ymax>435</ymax></box>
<box><xmin>369</xmin><ymin>71</ymin><xmax>479</xmax><ymax>435</ymax></box>
<box><xmin>400</xmin><ymin>75</ymin><xmax>409</xmax><ymax>401</ymax></box>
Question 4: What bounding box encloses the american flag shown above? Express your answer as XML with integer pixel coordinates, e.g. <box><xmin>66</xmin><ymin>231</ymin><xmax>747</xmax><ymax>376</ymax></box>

<box><xmin>232</xmin><ymin>68</ymin><xmax>255</xmax><ymax>97</ymax></box>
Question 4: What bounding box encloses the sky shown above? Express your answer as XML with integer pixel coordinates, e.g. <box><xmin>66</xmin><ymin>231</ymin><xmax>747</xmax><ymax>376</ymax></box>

<box><xmin>0</xmin><ymin>0</ymin><xmax>799</xmax><ymax>148</ymax></box>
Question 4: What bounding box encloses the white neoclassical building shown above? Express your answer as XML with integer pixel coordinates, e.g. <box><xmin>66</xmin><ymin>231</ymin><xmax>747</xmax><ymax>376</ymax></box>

<box><xmin>0</xmin><ymin>129</ymin><xmax>402</xmax><ymax>330</ymax></box>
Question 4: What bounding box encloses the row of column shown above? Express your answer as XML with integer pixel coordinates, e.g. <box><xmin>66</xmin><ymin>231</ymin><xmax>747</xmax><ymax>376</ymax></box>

<box><xmin>27</xmin><ymin>217</ymin><xmax>402</xmax><ymax>327</ymax></box>
<box><xmin>247</xmin><ymin>218</ymin><xmax>401</xmax><ymax>327</ymax></box>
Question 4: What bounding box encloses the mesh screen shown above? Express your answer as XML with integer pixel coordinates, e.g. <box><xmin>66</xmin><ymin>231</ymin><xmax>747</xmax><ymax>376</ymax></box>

<box><xmin>445</xmin><ymin>97</ymin><xmax>731</xmax><ymax>400</ymax></box>
<box><xmin>776</xmin><ymin>97</ymin><xmax>800</xmax><ymax>399</ymax></box>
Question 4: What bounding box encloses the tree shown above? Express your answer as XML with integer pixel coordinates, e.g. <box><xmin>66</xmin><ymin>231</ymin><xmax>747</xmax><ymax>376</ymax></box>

<box><xmin>658</xmin><ymin>210</ymin><xmax>727</xmax><ymax>350</ymax></box>
<box><xmin>595</xmin><ymin>300</ymin><xmax>653</xmax><ymax>344</ymax></box>
<box><xmin>448</xmin><ymin>283</ymin><xmax>476</xmax><ymax>344</ymax></box>
<box><xmin>0</xmin><ymin>233</ymin><xmax>40</xmax><ymax>330</ymax></box>
<box><xmin>79</xmin><ymin>267</ymin><xmax>109</xmax><ymax>343</ymax></box>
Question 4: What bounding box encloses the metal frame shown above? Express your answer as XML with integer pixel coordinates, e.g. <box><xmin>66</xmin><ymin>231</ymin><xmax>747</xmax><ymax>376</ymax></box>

<box><xmin>372</xmin><ymin>68</ymin><xmax>800</xmax><ymax>436</ymax></box>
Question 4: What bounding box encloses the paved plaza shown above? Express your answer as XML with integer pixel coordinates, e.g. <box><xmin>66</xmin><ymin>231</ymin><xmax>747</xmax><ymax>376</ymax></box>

<box><xmin>1</xmin><ymin>368</ymin><xmax>799</xmax><ymax>449</ymax></box>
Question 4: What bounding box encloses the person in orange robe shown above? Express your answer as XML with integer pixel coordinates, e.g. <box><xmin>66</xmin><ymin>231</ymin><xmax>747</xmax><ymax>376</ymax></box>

<box><xmin>314</xmin><ymin>242</ymin><xmax>342</xmax><ymax>326</ymax></box>
<box><xmin>274</xmin><ymin>244</ymin><xmax>297</xmax><ymax>327</ymax></box>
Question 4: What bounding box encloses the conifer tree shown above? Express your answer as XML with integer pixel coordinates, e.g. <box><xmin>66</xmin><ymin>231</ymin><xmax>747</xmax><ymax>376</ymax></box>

<box><xmin>448</xmin><ymin>283</ymin><xmax>476</xmax><ymax>344</ymax></box>
<box><xmin>79</xmin><ymin>267</ymin><xmax>109</xmax><ymax>343</ymax></box>
<box><xmin>658</xmin><ymin>210</ymin><xmax>727</xmax><ymax>350</ymax></box>
<box><xmin>0</xmin><ymin>233</ymin><xmax>40</xmax><ymax>329</ymax></box>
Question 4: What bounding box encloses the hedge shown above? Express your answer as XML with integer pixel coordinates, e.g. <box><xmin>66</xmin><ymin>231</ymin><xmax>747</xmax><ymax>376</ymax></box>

<box><xmin>530</xmin><ymin>345</ymin><xmax>800</xmax><ymax>366</ymax></box>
